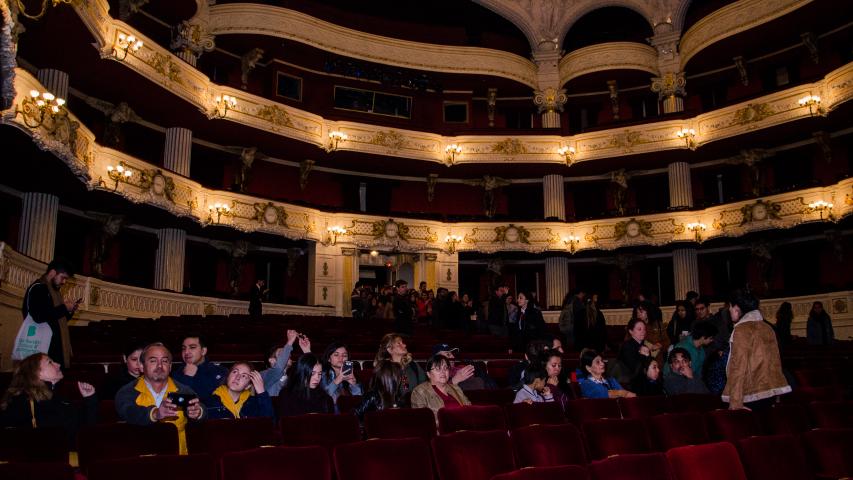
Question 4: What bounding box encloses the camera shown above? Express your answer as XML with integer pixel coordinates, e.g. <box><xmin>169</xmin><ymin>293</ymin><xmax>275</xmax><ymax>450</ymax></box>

<box><xmin>167</xmin><ymin>392</ymin><xmax>197</xmax><ymax>409</ymax></box>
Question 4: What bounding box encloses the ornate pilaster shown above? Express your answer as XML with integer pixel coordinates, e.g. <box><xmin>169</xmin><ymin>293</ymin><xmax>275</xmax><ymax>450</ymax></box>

<box><xmin>36</xmin><ymin>69</ymin><xmax>68</xmax><ymax>100</ymax></box>
<box><xmin>667</xmin><ymin>162</ymin><xmax>693</xmax><ymax>209</ymax></box>
<box><xmin>306</xmin><ymin>242</ymin><xmax>345</xmax><ymax>315</ymax></box>
<box><xmin>18</xmin><ymin>193</ymin><xmax>58</xmax><ymax>263</ymax></box>
<box><xmin>435</xmin><ymin>251</ymin><xmax>458</xmax><ymax>293</ymax></box>
<box><xmin>543</xmin><ymin>174</ymin><xmax>565</xmax><ymax>221</ymax></box>
<box><xmin>545</xmin><ymin>256</ymin><xmax>569</xmax><ymax>309</ymax></box>
<box><xmin>651</xmin><ymin>71</ymin><xmax>686</xmax><ymax>114</ymax></box>
<box><xmin>650</xmin><ymin>28</ymin><xmax>686</xmax><ymax>114</ymax></box>
<box><xmin>673</xmin><ymin>247</ymin><xmax>699</xmax><ymax>300</ymax></box>
<box><xmin>170</xmin><ymin>20</ymin><xmax>215</xmax><ymax>67</ymax></box>
<box><xmin>163</xmin><ymin>127</ymin><xmax>192</xmax><ymax>176</ymax></box>
<box><xmin>153</xmin><ymin>228</ymin><xmax>186</xmax><ymax>292</ymax></box>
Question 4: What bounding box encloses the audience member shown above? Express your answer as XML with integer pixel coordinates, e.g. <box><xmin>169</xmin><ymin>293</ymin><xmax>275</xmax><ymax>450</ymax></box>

<box><xmin>261</xmin><ymin>330</ymin><xmax>307</xmax><ymax>396</ymax></box>
<box><xmin>578</xmin><ymin>349</ymin><xmax>635</xmax><ymax>399</ymax></box>
<box><xmin>666</xmin><ymin>301</ymin><xmax>694</xmax><ymax>345</ymax></box>
<box><xmin>510</xmin><ymin>291</ymin><xmax>547</xmax><ymax>353</ymax></box>
<box><xmin>575</xmin><ymin>294</ymin><xmax>607</xmax><ymax>352</ymax></box>
<box><xmin>115</xmin><ymin>343</ymin><xmax>204</xmax><ymax>454</ymax></box>
<box><xmin>645</xmin><ymin>303</ymin><xmax>668</xmax><ymax>363</ymax></box>
<box><xmin>663</xmin><ymin>322</ymin><xmax>717</xmax><ymax>377</ymax></box>
<box><xmin>321</xmin><ymin>342</ymin><xmax>362</xmax><ymax>403</ymax></box>
<box><xmin>354</xmin><ymin>361</ymin><xmax>406</xmax><ymax>419</ymax></box>
<box><xmin>375</xmin><ymin>333</ymin><xmax>426</xmax><ymax>397</ymax></box>
<box><xmin>487</xmin><ymin>284</ymin><xmax>509</xmax><ymax>337</ymax></box>
<box><xmin>102</xmin><ymin>342</ymin><xmax>145</xmax><ymax>400</ymax></box>
<box><xmin>411</xmin><ymin>354</ymin><xmax>471</xmax><ymax>420</ymax></box>
<box><xmin>722</xmin><ymin>291</ymin><xmax>791</xmax><ymax>410</ymax></box>
<box><xmin>278</xmin><ymin>353</ymin><xmax>334</xmax><ymax>416</ymax></box>
<box><xmin>549</xmin><ymin>335</ymin><xmax>565</xmax><ymax>354</ymax></box>
<box><xmin>633</xmin><ymin>356</ymin><xmax>664</xmax><ymax>396</ymax></box>
<box><xmin>249</xmin><ymin>279</ymin><xmax>266</xmax><ymax>319</ymax></box>
<box><xmin>508</xmin><ymin>339</ymin><xmax>550</xmax><ymax>390</ymax></box>
<box><xmin>616</xmin><ymin>317</ymin><xmax>651</xmax><ymax>389</ymax></box>
<box><xmin>663</xmin><ymin>348</ymin><xmax>709</xmax><ymax>395</ymax></box>
<box><xmin>207</xmin><ymin>363</ymin><xmax>273</xmax><ymax>419</ymax></box>
<box><xmin>558</xmin><ymin>289</ymin><xmax>586</xmax><ymax>349</ymax></box>
<box><xmin>392</xmin><ymin>280</ymin><xmax>414</xmax><ymax>334</ymax></box>
<box><xmin>694</xmin><ymin>297</ymin><xmax>729</xmax><ymax>354</ymax></box>
<box><xmin>0</xmin><ymin>353</ymin><xmax>97</xmax><ymax>446</ymax></box>
<box><xmin>20</xmin><ymin>259</ymin><xmax>79</xmax><ymax>367</ymax></box>
<box><xmin>774</xmin><ymin>302</ymin><xmax>794</xmax><ymax>350</ymax></box>
<box><xmin>806</xmin><ymin>301</ymin><xmax>834</xmax><ymax>346</ymax></box>
<box><xmin>543</xmin><ymin>351</ymin><xmax>572</xmax><ymax>408</ymax></box>
<box><xmin>171</xmin><ymin>335</ymin><xmax>227</xmax><ymax>404</ymax></box>
<box><xmin>514</xmin><ymin>366</ymin><xmax>554</xmax><ymax>404</ymax></box>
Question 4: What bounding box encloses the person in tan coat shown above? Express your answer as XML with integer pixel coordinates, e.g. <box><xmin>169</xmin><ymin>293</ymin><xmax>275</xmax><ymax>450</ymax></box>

<box><xmin>722</xmin><ymin>291</ymin><xmax>791</xmax><ymax>410</ymax></box>
<box><xmin>411</xmin><ymin>354</ymin><xmax>470</xmax><ymax>421</ymax></box>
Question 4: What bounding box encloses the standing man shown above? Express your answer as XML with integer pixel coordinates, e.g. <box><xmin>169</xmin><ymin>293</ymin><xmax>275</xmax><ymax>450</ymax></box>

<box><xmin>392</xmin><ymin>280</ymin><xmax>413</xmax><ymax>334</ymax></box>
<box><xmin>488</xmin><ymin>284</ymin><xmax>509</xmax><ymax>337</ymax></box>
<box><xmin>249</xmin><ymin>279</ymin><xmax>267</xmax><ymax>319</ymax></box>
<box><xmin>23</xmin><ymin>259</ymin><xmax>80</xmax><ymax>368</ymax></box>
<box><xmin>115</xmin><ymin>343</ymin><xmax>205</xmax><ymax>454</ymax></box>
<box><xmin>171</xmin><ymin>335</ymin><xmax>227</xmax><ymax>404</ymax></box>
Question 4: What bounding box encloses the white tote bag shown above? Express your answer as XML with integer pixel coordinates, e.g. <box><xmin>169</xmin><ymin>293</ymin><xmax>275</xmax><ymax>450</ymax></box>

<box><xmin>11</xmin><ymin>284</ymin><xmax>53</xmax><ymax>361</ymax></box>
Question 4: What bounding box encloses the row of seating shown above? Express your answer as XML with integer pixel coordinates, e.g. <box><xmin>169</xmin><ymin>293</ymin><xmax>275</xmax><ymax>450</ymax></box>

<box><xmin>2</xmin><ymin>429</ymin><xmax>851</xmax><ymax>480</ymax></box>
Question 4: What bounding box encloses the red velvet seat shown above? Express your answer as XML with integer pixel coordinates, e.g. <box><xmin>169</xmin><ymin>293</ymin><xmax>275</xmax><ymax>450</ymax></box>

<box><xmin>280</xmin><ymin>413</ymin><xmax>361</xmax><ymax>450</ymax></box>
<box><xmin>506</xmin><ymin>402</ymin><xmax>566</xmax><ymax>429</ymax></box>
<box><xmin>432</xmin><ymin>430</ymin><xmax>516</xmax><ymax>480</ymax></box>
<box><xmin>466</xmin><ymin>389</ymin><xmax>517</xmax><ymax>406</ymax></box>
<box><xmin>491</xmin><ymin>465</ymin><xmax>590</xmax><ymax>480</ymax></box>
<box><xmin>582</xmin><ymin>419</ymin><xmax>652</xmax><ymax>460</ymax></box>
<box><xmin>87</xmin><ymin>453</ymin><xmax>217</xmax><ymax>480</ymax></box>
<box><xmin>186</xmin><ymin>417</ymin><xmax>278</xmax><ymax>457</ymax></box>
<box><xmin>0</xmin><ymin>462</ymin><xmax>74</xmax><ymax>480</ymax></box>
<box><xmin>793</xmin><ymin>368</ymin><xmax>839</xmax><ymax>388</ymax></box>
<box><xmin>760</xmin><ymin>403</ymin><xmax>812</xmax><ymax>435</ymax></box>
<box><xmin>781</xmin><ymin>386</ymin><xmax>844</xmax><ymax>404</ymax></box>
<box><xmin>364</xmin><ymin>407</ymin><xmax>436</xmax><ymax>439</ymax></box>
<box><xmin>334</xmin><ymin>437</ymin><xmax>433</xmax><ymax>480</ymax></box>
<box><xmin>220</xmin><ymin>446</ymin><xmax>331</xmax><ymax>480</ymax></box>
<box><xmin>96</xmin><ymin>400</ymin><xmax>119</xmax><ymax>424</ymax></box>
<box><xmin>736</xmin><ymin>435</ymin><xmax>814</xmax><ymax>480</ymax></box>
<box><xmin>808</xmin><ymin>401</ymin><xmax>853</xmax><ymax>428</ymax></box>
<box><xmin>511</xmin><ymin>423</ymin><xmax>587</xmax><ymax>468</ymax></box>
<box><xmin>666</xmin><ymin>442</ymin><xmax>747</xmax><ymax>480</ymax></box>
<box><xmin>668</xmin><ymin>394</ymin><xmax>724</xmax><ymax>413</ymax></box>
<box><xmin>647</xmin><ymin>413</ymin><xmax>710</xmax><ymax>451</ymax></box>
<box><xmin>0</xmin><ymin>427</ymin><xmax>68</xmax><ymax>463</ymax></box>
<box><xmin>619</xmin><ymin>396</ymin><xmax>671</xmax><ymax>419</ymax></box>
<box><xmin>77</xmin><ymin>422</ymin><xmax>179</xmax><ymax>470</ymax></box>
<box><xmin>706</xmin><ymin>409</ymin><xmax>761</xmax><ymax>442</ymax></box>
<box><xmin>336</xmin><ymin>394</ymin><xmax>363</xmax><ymax>414</ymax></box>
<box><xmin>588</xmin><ymin>453</ymin><xmax>674</xmax><ymax>480</ymax></box>
<box><xmin>437</xmin><ymin>405</ymin><xmax>507</xmax><ymax>434</ymax></box>
<box><xmin>801</xmin><ymin>428</ymin><xmax>853</xmax><ymax>479</ymax></box>
<box><xmin>487</xmin><ymin>360</ymin><xmax>521</xmax><ymax>388</ymax></box>
<box><xmin>565</xmin><ymin>398</ymin><xmax>621</xmax><ymax>425</ymax></box>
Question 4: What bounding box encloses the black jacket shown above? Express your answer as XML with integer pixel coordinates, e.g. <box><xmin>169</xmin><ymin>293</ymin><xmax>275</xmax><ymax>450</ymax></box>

<box><xmin>0</xmin><ymin>383</ymin><xmax>97</xmax><ymax>446</ymax></box>
<box><xmin>22</xmin><ymin>282</ymin><xmax>72</xmax><ymax>366</ymax></box>
<box><xmin>277</xmin><ymin>389</ymin><xmax>334</xmax><ymax>417</ymax></box>
<box><xmin>510</xmin><ymin>306</ymin><xmax>547</xmax><ymax>352</ymax></box>
<box><xmin>392</xmin><ymin>294</ymin><xmax>413</xmax><ymax>334</ymax></box>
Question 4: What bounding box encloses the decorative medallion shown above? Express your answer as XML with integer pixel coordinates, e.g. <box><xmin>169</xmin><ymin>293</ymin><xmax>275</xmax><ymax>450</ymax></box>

<box><xmin>731</xmin><ymin>103</ymin><xmax>774</xmax><ymax>125</ymax></box>
<box><xmin>257</xmin><ymin>104</ymin><xmax>293</xmax><ymax>127</ymax></box>
<box><xmin>740</xmin><ymin>199</ymin><xmax>781</xmax><ymax>225</ymax></box>
<box><xmin>370</xmin><ymin>130</ymin><xmax>407</xmax><ymax>152</ymax></box>
<box><xmin>322</xmin><ymin>286</ymin><xmax>328</xmax><ymax>301</ymax></box>
<box><xmin>322</xmin><ymin>262</ymin><xmax>328</xmax><ymax>276</ymax></box>
<box><xmin>610</xmin><ymin>130</ymin><xmax>645</xmax><ymax>153</ymax></box>
<box><xmin>614</xmin><ymin>218</ymin><xmax>652</xmax><ymax>240</ymax></box>
<box><xmin>446</xmin><ymin>268</ymin><xmax>452</xmax><ymax>281</ymax></box>
<box><xmin>253</xmin><ymin>202</ymin><xmax>287</xmax><ymax>227</ymax></box>
<box><xmin>371</xmin><ymin>218</ymin><xmax>410</xmax><ymax>241</ymax></box>
<box><xmin>204</xmin><ymin>304</ymin><xmax>216</xmax><ymax>315</ymax></box>
<box><xmin>140</xmin><ymin>169</ymin><xmax>176</xmax><ymax>201</ymax></box>
<box><xmin>832</xmin><ymin>298</ymin><xmax>847</xmax><ymax>314</ymax></box>
<box><xmin>491</xmin><ymin>138</ymin><xmax>526</xmax><ymax>156</ymax></box>
<box><xmin>494</xmin><ymin>224</ymin><xmax>530</xmax><ymax>244</ymax></box>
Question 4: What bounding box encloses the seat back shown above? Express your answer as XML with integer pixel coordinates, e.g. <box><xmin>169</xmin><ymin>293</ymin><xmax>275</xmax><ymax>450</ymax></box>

<box><xmin>618</xmin><ymin>396</ymin><xmax>671</xmax><ymax>419</ymax></box>
<box><xmin>666</xmin><ymin>442</ymin><xmax>747</xmax><ymax>480</ymax></box>
<box><xmin>582</xmin><ymin>419</ymin><xmax>652</xmax><ymax>460</ymax></box>
<box><xmin>565</xmin><ymin>398</ymin><xmax>621</xmax><ymax>425</ymax></box>
<box><xmin>668</xmin><ymin>394</ymin><xmax>724</xmax><ymax>413</ymax></box>
<box><xmin>511</xmin><ymin>423</ymin><xmax>587</xmax><ymax>468</ymax></box>
<box><xmin>486</xmin><ymin>360</ymin><xmax>520</xmax><ymax>388</ymax></box>
<box><xmin>0</xmin><ymin>462</ymin><xmax>74</xmax><ymax>480</ymax></box>
<box><xmin>280</xmin><ymin>413</ymin><xmax>361</xmax><ymax>449</ymax></box>
<box><xmin>491</xmin><ymin>465</ymin><xmax>590</xmax><ymax>480</ymax></box>
<box><xmin>801</xmin><ymin>428</ymin><xmax>853</xmax><ymax>478</ymax></box>
<box><xmin>647</xmin><ymin>413</ymin><xmax>710</xmax><ymax>451</ymax></box>
<box><xmin>336</xmin><ymin>395</ymin><xmax>363</xmax><ymax>414</ymax></box>
<box><xmin>437</xmin><ymin>405</ymin><xmax>507</xmax><ymax>434</ymax></box>
<box><xmin>87</xmin><ymin>453</ymin><xmax>217</xmax><ymax>480</ymax></box>
<box><xmin>432</xmin><ymin>430</ymin><xmax>516</xmax><ymax>480</ymax></box>
<box><xmin>588</xmin><ymin>453</ymin><xmax>674</xmax><ymax>480</ymax></box>
<box><xmin>505</xmin><ymin>402</ymin><xmax>566</xmax><ymax>429</ymax></box>
<box><xmin>465</xmin><ymin>389</ymin><xmax>517</xmax><ymax>406</ymax></box>
<box><xmin>736</xmin><ymin>435</ymin><xmax>814</xmax><ymax>480</ymax></box>
<box><xmin>760</xmin><ymin>403</ymin><xmax>812</xmax><ymax>435</ymax></box>
<box><xmin>364</xmin><ymin>408</ymin><xmax>436</xmax><ymax>440</ymax></box>
<box><xmin>186</xmin><ymin>417</ymin><xmax>277</xmax><ymax>457</ymax></box>
<box><xmin>808</xmin><ymin>401</ymin><xmax>853</xmax><ymax>428</ymax></box>
<box><xmin>0</xmin><ymin>427</ymin><xmax>68</xmax><ymax>463</ymax></box>
<box><xmin>77</xmin><ymin>422</ymin><xmax>179</xmax><ymax>470</ymax></box>
<box><xmin>220</xmin><ymin>446</ymin><xmax>331</xmax><ymax>480</ymax></box>
<box><xmin>706</xmin><ymin>409</ymin><xmax>761</xmax><ymax>442</ymax></box>
<box><xmin>334</xmin><ymin>437</ymin><xmax>433</xmax><ymax>480</ymax></box>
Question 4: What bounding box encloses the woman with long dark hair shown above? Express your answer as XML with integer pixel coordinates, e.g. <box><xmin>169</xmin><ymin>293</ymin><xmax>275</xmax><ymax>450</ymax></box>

<box><xmin>320</xmin><ymin>342</ymin><xmax>362</xmax><ymax>404</ymax></box>
<box><xmin>666</xmin><ymin>301</ymin><xmax>694</xmax><ymax>345</ymax></box>
<box><xmin>354</xmin><ymin>360</ymin><xmax>407</xmax><ymax>419</ymax></box>
<box><xmin>278</xmin><ymin>353</ymin><xmax>334</xmax><ymax>416</ymax></box>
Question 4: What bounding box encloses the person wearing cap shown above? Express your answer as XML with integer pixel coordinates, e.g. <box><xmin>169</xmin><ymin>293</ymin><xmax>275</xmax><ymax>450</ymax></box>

<box><xmin>432</xmin><ymin>343</ymin><xmax>489</xmax><ymax>390</ymax></box>
<box><xmin>411</xmin><ymin>354</ymin><xmax>471</xmax><ymax>421</ymax></box>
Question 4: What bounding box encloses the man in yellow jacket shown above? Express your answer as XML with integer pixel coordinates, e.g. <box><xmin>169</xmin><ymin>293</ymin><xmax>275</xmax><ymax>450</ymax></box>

<box><xmin>115</xmin><ymin>343</ymin><xmax>205</xmax><ymax>454</ymax></box>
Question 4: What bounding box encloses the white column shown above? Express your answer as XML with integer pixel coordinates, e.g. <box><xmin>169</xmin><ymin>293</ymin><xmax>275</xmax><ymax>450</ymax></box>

<box><xmin>668</xmin><ymin>161</ymin><xmax>693</xmax><ymax>209</ymax></box>
<box><xmin>545</xmin><ymin>257</ymin><xmax>569</xmax><ymax>309</ymax></box>
<box><xmin>18</xmin><ymin>193</ymin><xmax>59</xmax><ymax>263</ymax></box>
<box><xmin>673</xmin><ymin>248</ymin><xmax>699</xmax><ymax>300</ymax></box>
<box><xmin>36</xmin><ymin>69</ymin><xmax>69</xmax><ymax>100</ymax></box>
<box><xmin>177</xmin><ymin>50</ymin><xmax>198</xmax><ymax>68</ymax></box>
<box><xmin>306</xmin><ymin>241</ymin><xmax>345</xmax><ymax>315</ymax></box>
<box><xmin>541</xmin><ymin>111</ymin><xmax>560</xmax><ymax>129</ymax></box>
<box><xmin>543</xmin><ymin>174</ymin><xmax>566</xmax><ymax>221</ymax></box>
<box><xmin>153</xmin><ymin>228</ymin><xmax>186</xmax><ymax>292</ymax></box>
<box><xmin>662</xmin><ymin>95</ymin><xmax>684</xmax><ymax>114</ymax></box>
<box><xmin>163</xmin><ymin>127</ymin><xmax>192</xmax><ymax>177</ymax></box>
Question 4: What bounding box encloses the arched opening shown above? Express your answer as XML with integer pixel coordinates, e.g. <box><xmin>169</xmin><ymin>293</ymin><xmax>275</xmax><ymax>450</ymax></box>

<box><xmin>563</xmin><ymin>7</ymin><xmax>654</xmax><ymax>52</ymax></box>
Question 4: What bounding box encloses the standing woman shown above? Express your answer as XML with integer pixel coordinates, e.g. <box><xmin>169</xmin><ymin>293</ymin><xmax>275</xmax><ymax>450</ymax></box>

<box><xmin>722</xmin><ymin>291</ymin><xmax>791</xmax><ymax>410</ymax></box>
<box><xmin>278</xmin><ymin>353</ymin><xmax>334</xmax><ymax>416</ymax></box>
<box><xmin>321</xmin><ymin>342</ymin><xmax>362</xmax><ymax>403</ymax></box>
<box><xmin>374</xmin><ymin>334</ymin><xmax>426</xmax><ymax>398</ymax></box>
<box><xmin>774</xmin><ymin>302</ymin><xmax>794</xmax><ymax>351</ymax></box>
<box><xmin>0</xmin><ymin>353</ymin><xmax>97</xmax><ymax>446</ymax></box>
<box><xmin>512</xmin><ymin>291</ymin><xmax>546</xmax><ymax>353</ymax></box>
<box><xmin>576</xmin><ymin>294</ymin><xmax>607</xmax><ymax>353</ymax></box>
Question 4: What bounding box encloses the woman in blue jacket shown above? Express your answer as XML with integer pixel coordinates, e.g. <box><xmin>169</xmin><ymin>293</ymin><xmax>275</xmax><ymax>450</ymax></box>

<box><xmin>207</xmin><ymin>363</ymin><xmax>273</xmax><ymax>419</ymax></box>
<box><xmin>577</xmin><ymin>349</ymin><xmax>635</xmax><ymax>399</ymax></box>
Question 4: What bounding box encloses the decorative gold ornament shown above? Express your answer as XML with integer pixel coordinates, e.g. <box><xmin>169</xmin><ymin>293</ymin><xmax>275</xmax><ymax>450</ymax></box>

<box><xmin>494</xmin><ymin>224</ymin><xmax>530</xmax><ymax>244</ymax></box>
<box><xmin>731</xmin><ymin>103</ymin><xmax>774</xmax><ymax>125</ymax></box>
<box><xmin>140</xmin><ymin>169</ymin><xmax>176</xmax><ymax>201</ymax></box>
<box><xmin>370</xmin><ymin>130</ymin><xmax>407</xmax><ymax>152</ymax></box>
<box><xmin>614</xmin><ymin>218</ymin><xmax>652</xmax><ymax>240</ymax></box>
<box><xmin>148</xmin><ymin>53</ymin><xmax>182</xmax><ymax>84</ymax></box>
<box><xmin>253</xmin><ymin>202</ymin><xmax>288</xmax><ymax>226</ymax></box>
<box><xmin>258</xmin><ymin>104</ymin><xmax>293</xmax><ymax>128</ymax></box>
<box><xmin>371</xmin><ymin>219</ymin><xmax>409</xmax><ymax>241</ymax></box>
<box><xmin>740</xmin><ymin>199</ymin><xmax>781</xmax><ymax>225</ymax></box>
<box><xmin>491</xmin><ymin>138</ymin><xmax>526</xmax><ymax>156</ymax></box>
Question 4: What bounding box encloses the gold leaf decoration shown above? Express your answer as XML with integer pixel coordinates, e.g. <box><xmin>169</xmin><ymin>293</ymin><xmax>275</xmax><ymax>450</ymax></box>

<box><xmin>491</xmin><ymin>138</ymin><xmax>526</xmax><ymax>155</ymax></box>
<box><xmin>614</xmin><ymin>218</ymin><xmax>653</xmax><ymax>240</ymax></box>
<box><xmin>257</xmin><ymin>104</ymin><xmax>293</xmax><ymax>127</ymax></box>
<box><xmin>148</xmin><ymin>53</ymin><xmax>182</xmax><ymax>84</ymax></box>
<box><xmin>493</xmin><ymin>224</ymin><xmax>530</xmax><ymax>244</ymax></box>
<box><xmin>731</xmin><ymin>103</ymin><xmax>774</xmax><ymax>125</ymax></box>
<box><xmin>609</xmin><ymin>130</ymin><xmax>645</xmax><ymax>153</ymax></box>
<box><xmin>370</xmin><ymin>130</ymin><xmax>407</xmax><ymax>152</ymax></box>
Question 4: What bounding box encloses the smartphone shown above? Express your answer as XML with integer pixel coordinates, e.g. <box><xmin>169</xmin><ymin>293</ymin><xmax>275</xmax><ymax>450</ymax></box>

<box><xmin>342</xmin><ymin>360</ymin><xmax>354</xmax><ymax>376</ymax></box>
<box><xmin>167</xmin><ymin>392</ymin><xmax>197</xmax><ymax>409</ymax></box>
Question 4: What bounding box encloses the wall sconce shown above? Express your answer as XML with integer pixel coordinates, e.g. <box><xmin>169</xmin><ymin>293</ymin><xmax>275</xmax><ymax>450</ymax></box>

<box><xmin>327</xmin><ymin>131</ymin><xmax>348</xmax><ymax>152</ymax></box>
<box><xmin>562</xmin><ymin>235</ymin><xmax>580</xmax><ymax>254</ymax></box>
<box><xmin>113</xmin><ymin>32</ymin><xmax>143</xmax><ymax>61</ymax></box>
<box><xmin>102</xmin><ymin>162</ymin><xmax>133</xmax><ymax>191</ymax></box>
<box><xmin>806</xmin><ymin>200</ymin><xmax>834</xmax><ymax>220</ymax></box>
<box><xmin>676</xmin><ymin>128</ymin><xmax>697</xmax><ymax>150</ymax></box>
<box><xmin>325</xmin><ymin>225</ymin><xmax>347</xmax><ymax>245</ymax></box>
<box><xmin>798</xmin><ymin>94</ymin><xmax>824</xmax><ymax>116</ymax></box>
<box><xmin>17</xmin><ymin>89</ymin><xmax>66</xmax><ymax>129</ymax></box>
<box><xmin>686</xmin><ymin>222</ymin><xmax>707</xmax><ymax>242</ymax></box>
<box><xmin>444</xmin><ymin>234</ymin><xmax>463</xmax><ymax>254</ymax></box>
<box><xmin>445</xmin><ymin>144</ymin><xmax>462</xmax><ymax>165</ymax></box>
<box><xmin>557</xmin><ymin>146</ymin><xmax>576</xmax><ymax>166</ymax></box>
<box><xmin>211</xmin><ymin>94</ymin><xmax>237</xmax><ymax>119</ymax></box>
<box><xmin>208</xmin><ymin>202</ymin><xmax>232</xmax><ymax>224</ymax></box>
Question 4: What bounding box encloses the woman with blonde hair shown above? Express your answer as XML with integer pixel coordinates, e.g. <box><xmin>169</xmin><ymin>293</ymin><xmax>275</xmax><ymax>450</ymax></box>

<box><xmin>374</xmin><ymin>333</ymin><xmax>426</xmax><ymax>398</ymax></box>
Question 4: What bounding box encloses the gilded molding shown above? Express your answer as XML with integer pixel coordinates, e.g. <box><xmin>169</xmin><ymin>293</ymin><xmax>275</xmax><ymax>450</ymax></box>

<box><xmin>559</xmin><ymin>42</ymin><xmax>658</xmax><ymax>85</ymax></box>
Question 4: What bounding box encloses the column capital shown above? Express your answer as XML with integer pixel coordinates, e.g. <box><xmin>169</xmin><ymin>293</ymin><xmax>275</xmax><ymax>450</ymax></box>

<box><xmin>533</xmin><ymin>87</ymin><xmax>568</xmax><ymax>114</ymax></box>
<box><xmin>651</xmin><ymin>71</ymin><xmax>686</xmax><ymax>101</ymax></box>
<box><xmin>170</xmin><ymin>20</ymin><xmax>215</xmax><ymax>62</ymax></box>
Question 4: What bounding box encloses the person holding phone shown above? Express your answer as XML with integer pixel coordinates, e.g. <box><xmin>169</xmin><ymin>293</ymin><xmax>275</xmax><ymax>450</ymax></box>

<box><xmin>21</xmin><ymin>260</ymin><xmax>80</xmax><ymax>368</ymax></box>
<box><xmin>320</xmin><ymin>342</ymin><xmax>362</xmax><ymax>404</ymax></box>
<box><xmin>206</xmin><ymin>363</ymin><xmax>273</xmax><ymax>419</ymax></box>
